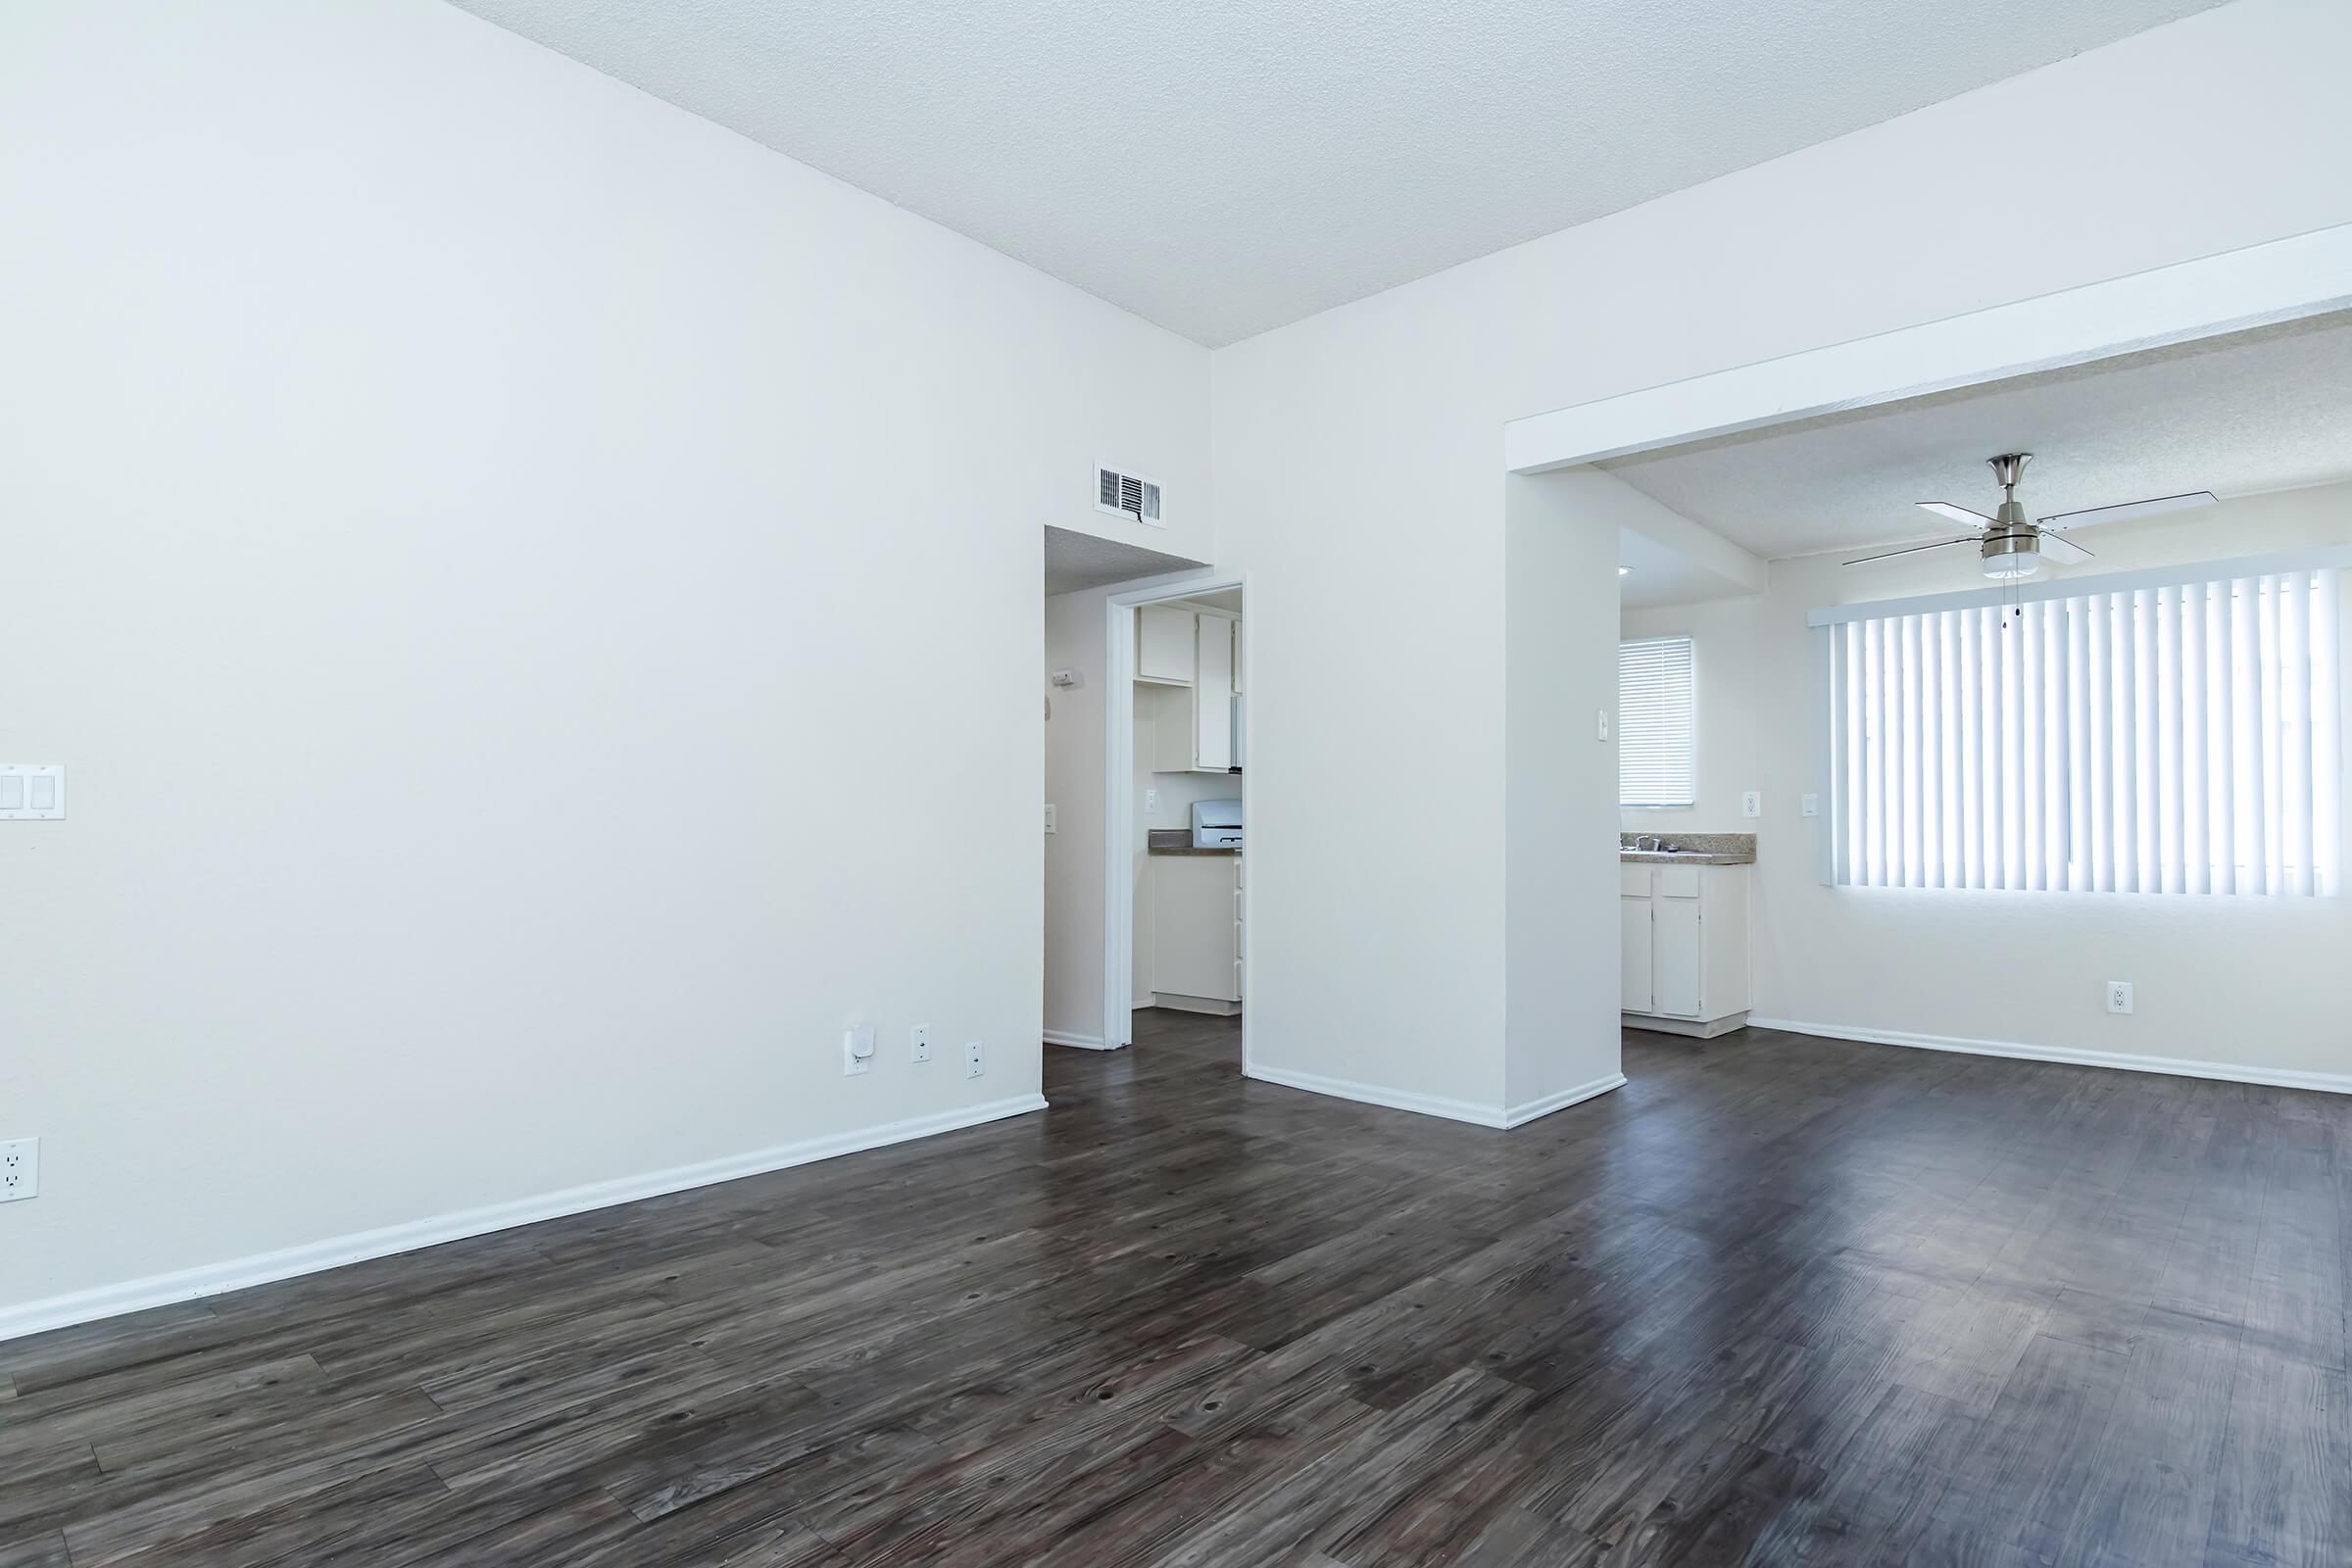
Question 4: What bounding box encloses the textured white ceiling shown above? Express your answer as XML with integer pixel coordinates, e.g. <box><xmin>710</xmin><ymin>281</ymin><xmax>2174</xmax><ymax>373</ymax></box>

<box><xmin>1618</xmin><ymin>527</ymin><xmax>1750</xmax><ymax>611</ymax></box>
<box><xmin>448</xmin><ymin>0</ymin><xmax>2219</xmax><ymax>346</ymax></box>
<box><xmin>1044</xmin><ymin>525</ymin><xmax>1204</xmax><ymax>596</ymax></box>
<box><xmin>1602</xmin><ymin>316</ymin><xmax>2352</xmax><ymax>562</ymax></box>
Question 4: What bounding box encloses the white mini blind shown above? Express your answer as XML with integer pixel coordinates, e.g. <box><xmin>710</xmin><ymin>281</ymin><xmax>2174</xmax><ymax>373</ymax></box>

<box><xmin>1828</xmin><ymin>568</ymin><xmax>2343</xmax><ymax>894</ymax></box>
<box><xmin>1621</xmin><ymin>635</ymin><xmax>1696</xmax><ymax>808</ymax></box>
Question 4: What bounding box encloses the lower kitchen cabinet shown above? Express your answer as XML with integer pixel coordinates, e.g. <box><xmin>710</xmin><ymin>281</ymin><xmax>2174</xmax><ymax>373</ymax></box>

<box><xmin>1620</xmin><ymin>861</ymin><xmax>1750</xmax><ymax>1037</ymax></box>
<box><xmin>1151</xmin><ymin>854</ymin><xmax>1243</xmax><ymax>1012</ymax></box>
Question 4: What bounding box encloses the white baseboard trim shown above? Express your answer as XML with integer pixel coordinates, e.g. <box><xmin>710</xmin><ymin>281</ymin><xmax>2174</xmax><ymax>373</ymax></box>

<box><xmin>1043</xmin><ymin>1029</ymin><xmax>1114</xmax><ymax>1051</ymax></box>
<box><xmin>1247</xmin><ymin>1062</ymin><xmax>1506</xmax><ymax>1125</ymax></box>
<box><xmin>1246</xmin><ymin>1063</ymin><xmax>1627</xmax><ymax>1129</ymax></box>
<box><xmin>1151</xmin><ymin>994</ymin><xmax>1242</xmax><ymax>1016</ymax></box>
<box><xmin>1744</xmin><ymin>1018</ymin><xmax>2352</xmax><ymax>1097</ymax></box>
<box><xmin>1502</xmin><ymin>1072</ymin><xmax>1630</xmax><ymax>1128</ymax></box>
<box><xmin>0</xmin><ymin>1093</ymin><xmax>1049</xmax><ymax>1346</ymax></box>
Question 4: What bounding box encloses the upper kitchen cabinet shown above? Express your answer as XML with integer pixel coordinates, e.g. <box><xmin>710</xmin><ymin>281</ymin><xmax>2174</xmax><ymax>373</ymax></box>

<box><xmin>1194</xmin><ymin>612</ymin><xmax>1234</xmax><ymax>771</ymax></box>
<box><xmin>1138</xmin><ymin>606</ymin><xmax>1196</xmax><ymax>684</ymax></box>
<box><xmin>1138</xmin><ymin>606</ymin><xmax>1241</xmax><ymax>774</ymax></box>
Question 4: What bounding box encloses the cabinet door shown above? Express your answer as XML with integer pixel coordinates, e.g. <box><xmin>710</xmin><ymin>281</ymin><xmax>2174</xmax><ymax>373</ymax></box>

<box><xmin>1148</xmin><ymin>682</ymin><xmax>1198</xmax><ymax>772</ymax></box>
<box><xmin>1653</xmin><ymin>889</ymin><xmax>1703</xmax><ymax>1017</ymax></box>
<box><xmin>1138</xmin><ymin>606</ymin><xmax>1195</xmax><ymax>683</ymax></box>
<box><xmin>1194</xmin><ymin>616</ymin><xmax>1234</xmax><ymax>770</ymax></box>
<box><xmin>1620</xmin><ymin>894</ymin><xmax>1653</xmax><ymax>1013</ymax></box>
<box><xmin>1152</xmin><ymin>855</ymin><xmax>1240</xmax><ymax>1000</ymax></box>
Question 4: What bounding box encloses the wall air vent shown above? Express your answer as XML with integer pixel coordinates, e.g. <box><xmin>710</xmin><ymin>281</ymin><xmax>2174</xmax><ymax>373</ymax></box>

<box><xmin>1095</xmin><ymin>463</ymin><xmax>1164</xmax><ymax>528</ymax></box>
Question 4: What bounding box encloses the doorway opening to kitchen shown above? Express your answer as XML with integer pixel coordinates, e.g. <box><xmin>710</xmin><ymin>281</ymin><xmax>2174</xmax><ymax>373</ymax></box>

<box><xmin>1102</xmin><ymin>576</ymin><xmax>1248</xmax><ymax>1056</ymax></box>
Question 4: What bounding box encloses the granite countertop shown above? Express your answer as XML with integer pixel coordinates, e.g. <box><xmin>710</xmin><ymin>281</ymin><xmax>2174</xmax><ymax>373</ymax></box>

<box><xmin>1148</xmin><ymin>829</ymin><xmax>1240</xmax><ymax>857</ymax></box>
<box><xmin>1618</xmin><ymin>831</ymin><xmax>1756</xmax><ymax>865</ymax></box>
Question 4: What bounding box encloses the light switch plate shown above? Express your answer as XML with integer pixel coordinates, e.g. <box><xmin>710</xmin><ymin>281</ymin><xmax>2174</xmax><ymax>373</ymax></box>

<box><xmin>0</xmin><ymin>765</ymin><xmax>65</xmax><ymax>820</ymax></box>
<box><xmin>1596</xmin><ymin>710</ymin><xmax>1611</xmax><ymax>742</ymax></box>
<box><xmin>1043</xmin><ymin>804</ymin><xmax>1056</xmax><ymax>834</ymax></box>
<box><xmin>1801</xmin><ymin>793</ymin><xmax>1820</xmax><ymax>817</ymax></box>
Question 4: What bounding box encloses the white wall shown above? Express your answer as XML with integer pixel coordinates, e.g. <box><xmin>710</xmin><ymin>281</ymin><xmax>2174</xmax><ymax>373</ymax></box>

<box><xmin>1211</xmin><ymin>0</ymin><xmax>2352</xmax><ymax>1119</ymax></box>
<box><xmin>1620</xmin><ymin>595</ymin><xmax>1763</xmax><ymax>836</ymax></box>
<box><xmin>1041</xmin><ymin>589</ymin><xmax>1111</xmax><ymax>1043</ymax></box>
<box><xmin>1745</xmin><ymin>484</ymin><xmax>2352</xmax><ymax>1084</ymax></box>
<box><xmin>0</xmin><ymin>0</ymin><xmax>1209</xmax><ymax>1326</ymax></box>
<box><xmin>1504</xmin><ymin>473</ymin><xmax>1628</xmax><ymax>1115</ymax></box>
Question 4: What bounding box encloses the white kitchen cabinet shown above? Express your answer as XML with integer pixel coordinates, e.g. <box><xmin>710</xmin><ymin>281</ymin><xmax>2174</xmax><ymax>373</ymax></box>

<box><xmin>1137</xmin><ymin>606</ymin><xmax>1196</xmax><ymax>684</ymax></box>
<box><xmin>1620</xmin><ymin>861</ymin><xmax>1750</xmax><ymax>1036</ymax></box>
<box><xmin>1142</xmin><ymin>609</ymin><xmax>1241</xmax><ymax>775</ymax></box>
<box><xmin>1620</xmin><ymin>878</ymin><xmax>1654</xmax><ymax>1013</ymax></box>
<box><xmin>1194</xmin><ymin>615</ymin><xmax>1234</xmax><ymax>771</ymax></box>
<box><xmin>1147</xmin><ymin>683</ymin><xmax>1197</xmax><ymax>773</ymax></box>
<box><xmin>1151</xmin><ymin>853</ymin><xmax>1243</xmax><ymax>1011</ymax></box>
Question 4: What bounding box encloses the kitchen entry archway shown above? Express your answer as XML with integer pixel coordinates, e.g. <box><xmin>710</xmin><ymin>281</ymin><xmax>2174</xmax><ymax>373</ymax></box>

<box><xmin>1101</xmin><ymin>573</ymin><xmax>1250</xmax><ymax>1055</ymax></box>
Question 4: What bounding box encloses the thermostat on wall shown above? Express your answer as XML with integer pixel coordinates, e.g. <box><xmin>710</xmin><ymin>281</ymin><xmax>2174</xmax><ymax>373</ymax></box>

<box><xmin>0</xmin><ymin>765</ymin><xmax>65</xmax><ymax>820</ymax></box>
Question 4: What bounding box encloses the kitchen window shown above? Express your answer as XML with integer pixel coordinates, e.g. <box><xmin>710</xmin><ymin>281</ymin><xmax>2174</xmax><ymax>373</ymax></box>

<box><xmin>1817</xmin><ymin>560</ymin><xmax>2344</xmax><ymax>894</ymax></box>
<box><xmin>1620</xmin><ymin>635</ymin><xmax>1696</xmax><ymax>809</ymax></box>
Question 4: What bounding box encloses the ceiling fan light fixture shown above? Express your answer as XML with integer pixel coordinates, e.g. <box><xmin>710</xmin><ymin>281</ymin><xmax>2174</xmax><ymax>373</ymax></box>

<box><xmin>1982</xmin><ymin>535</ymin><xmax>2039</xmax><ymax>579</ymax></box>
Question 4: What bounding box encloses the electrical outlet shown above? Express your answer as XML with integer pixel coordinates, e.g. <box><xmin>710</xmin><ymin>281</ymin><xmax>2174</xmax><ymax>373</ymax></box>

<box><xmin>1741</xmin><ymin>791</ymin><xmax>1762</xmax><ymax>818</ymax></box>
<box><xmin>1145</xmin><ymin>787</ymin><xmax>1158</xmax><ymax>813</ymax></box>
<box><xmin>964</xmin><ymin>1040</ymin><xmax>985</xmax><ymax>1079</ymax></box>
<box><xmin>0</xmin><ymin>1139</ymin><xmax>37</xmax><ymax>1202</ymax></box>
<box><xmin>2106</xmin><ymin>981</ymin><xmax>2133</xmax><ymax>1015</ymax></box>
<box><xmin>1043</xmin><ymin>804</ymin><xmax>1056</xmax><ymax>834</ymax></box>
<box><xmin>911</xmin><ymin>1024</ymin><xmax>933</xmax><ymax>1063</ymax></box>
<box><xmin>1801</xmin><ymin>793</ymin><xmax>1820</xmax><ymax>818</ymax></box>
<box><xmin>843</xmin><ymin>1023</ymin><xmax>875</xmax><ymax>1076</ymax></box>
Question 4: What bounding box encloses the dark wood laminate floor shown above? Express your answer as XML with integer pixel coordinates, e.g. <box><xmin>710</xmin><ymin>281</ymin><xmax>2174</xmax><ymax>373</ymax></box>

<box><xmin>5</xmin><ymin>1014</ymin><xmax>2347</xmax><ymax>1567</ymax></box>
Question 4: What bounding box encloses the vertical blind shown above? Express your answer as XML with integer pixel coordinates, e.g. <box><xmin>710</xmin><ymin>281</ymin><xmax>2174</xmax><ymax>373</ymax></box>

<box><xmin>1621</xmin><ymin>635</ymin><xmax>1696</xmax><ymax>808</ymax></box>
<box><xmin>1829</xmin><ymin>567</ymin><xmax>2343</xmax><ymax>894</ymax></box>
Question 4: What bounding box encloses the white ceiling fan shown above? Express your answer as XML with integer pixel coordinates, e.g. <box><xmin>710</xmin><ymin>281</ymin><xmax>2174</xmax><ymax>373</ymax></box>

<box><xmin>1844</xmin><ymin>453</ymin><xmax>2217</xmax><ymax>578</ymax></box>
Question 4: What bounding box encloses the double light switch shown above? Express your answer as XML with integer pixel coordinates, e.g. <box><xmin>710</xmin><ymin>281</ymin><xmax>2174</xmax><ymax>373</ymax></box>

<box><xmin>0</xmin><ymin>765</ymin><xmax>65</xmax><ymax>820</ymax></box>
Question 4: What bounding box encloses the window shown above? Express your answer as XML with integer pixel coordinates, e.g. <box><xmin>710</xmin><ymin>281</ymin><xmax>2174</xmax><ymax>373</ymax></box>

<box><xmin>1620</xmin><ymin>635</ymin><xmax>1695</xmax><ymax>808</ymax></box>
<box><xmin>1824</xmin><ymin>565</ymin><xmax>2343</xmax><ymax>894</ymax></box>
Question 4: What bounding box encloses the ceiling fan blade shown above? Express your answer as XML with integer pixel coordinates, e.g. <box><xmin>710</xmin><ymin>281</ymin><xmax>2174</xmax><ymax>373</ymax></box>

<box><xmin>1917</xmin><ymin>502</ymin><xmax>1993</xmax><ymax>527</ymax></box>
<box><xmin>2037</xmin><ymin>491</ymin><xmax>2217</xmax><ymax>530</ymax></box>
<box><xmin>2037</xmin><ymin>532</ymin><xmax>2094</xmax><ymax>565</ymax></box>
<box><xmin>1843</xmin><ymin>537</ymin><xmax>1976</xmax><ymax>567</ymax></box>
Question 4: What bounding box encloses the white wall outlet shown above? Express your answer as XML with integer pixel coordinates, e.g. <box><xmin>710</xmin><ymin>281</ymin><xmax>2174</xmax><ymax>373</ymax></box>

<box><xmin>0</xmin><ymin>1138</ymin><xmax>37</xmax><ymax>1202</ymax></box>
<box><xmin>1741</xmin><ymin>791</ymin><xmax>1762</xmax><ymax>818</ymax></box>
<box><xmin>1596</xmin><ymin>710</ymin><xmax>1611</xmax><ymax>742</ymax></box>
<box><xmin>964</xmin><ymin>1040</ymin><xmax>985</xmax><ymax>1078</ymax></box>
<box><xmin>1145</xmin><ymin>787</ymin><xmax>1158</xmax><ymax>813</ymax></box>
<box><xmin>1801</xmin><ymin>793</ymin><xmax>1820</xmax><ymax>817</ymax></box>
<box><xmin>843</xmin><ymin>1023</ymin><xmax>875</xmax><ymax>1076</ymax></box>
<box><xmin>911</xmin><ymin>1024</ymin><xmax>933</xmax><ymax>1063</ymax></box>
<box><xmin>2106</xmin><ymin>981</ymin><xmax>2134</xmax><ymax>1015</ymax></box>
<box><xmin>1043</xmin><ymin>804</ymin><xmax>1056</xmax><ymax>834</ymax></box>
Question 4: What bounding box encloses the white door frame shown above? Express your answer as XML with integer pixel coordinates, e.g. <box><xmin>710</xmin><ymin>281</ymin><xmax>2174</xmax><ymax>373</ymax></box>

<box><xmin>1102</xmin><ymin>572</ymin><xmax>1249</xmax><ymax>1053</ymax></box>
